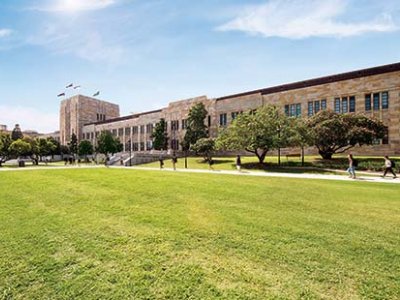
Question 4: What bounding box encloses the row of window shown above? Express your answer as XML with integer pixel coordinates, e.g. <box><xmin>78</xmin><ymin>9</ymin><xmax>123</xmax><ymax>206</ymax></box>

<box><xmin>365</xmin><ymin>91</ymin><xmax>389</xmax><ymax>111</ymax></box>
<box><xmin>219</xmin><ymin>111</ymin><xmax>243</xmax><ymax>126</ymax></box>
<box><xmin>285</xmin><ymin>103</ymin><xmax>302</xmax><ymax>117</ymax></box>
<box><xmin>96</xmin><ymin>114</ymin><xmax>106</xmax><ymax>121</ymax></box>
<box><xmin>334</xmin><ymin>96</ymin><xmax>356</xmax><ymax>114</ymax></box>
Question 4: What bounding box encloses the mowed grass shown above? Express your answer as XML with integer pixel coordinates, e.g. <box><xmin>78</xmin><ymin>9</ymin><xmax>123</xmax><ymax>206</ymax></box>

<box><xmin>0</xmin><ymin>169</ymin><xmax>399</xmax><ymax>299</ymax></box>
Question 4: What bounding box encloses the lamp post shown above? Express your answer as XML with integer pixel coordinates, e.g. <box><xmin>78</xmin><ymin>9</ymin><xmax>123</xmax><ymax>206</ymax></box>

<box><xmin>128</xmin><ymin>139</ymin><xmax>132</xmax><ymax>167</ymax></box>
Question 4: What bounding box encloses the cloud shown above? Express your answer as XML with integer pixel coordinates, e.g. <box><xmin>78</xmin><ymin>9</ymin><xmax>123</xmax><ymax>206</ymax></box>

<box><xmin>0</xmin><ymin>105</ymin><xmax>58</xmax><ymax>133</ymax></box>
<box><xmin>0</xmin><ymin>29</ymin><xmax>12</xmax><ymax>38</ymax></box>
<box><xmin>38</xmin><ymin>0</ymin><xmax>116</xmax><ymax>13</ymax></box>
<box><xmin>217</xmin><ymin>0</ymin><xmax>398</xmax><ymax>39</ymax></box>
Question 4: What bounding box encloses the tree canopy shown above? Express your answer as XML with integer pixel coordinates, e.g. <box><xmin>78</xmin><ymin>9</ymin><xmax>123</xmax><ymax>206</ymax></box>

<box><xmin>68</xmin><ymin>133</ymin><xmax>78</xmax><ymax>155</ymax></box>
<box><xmin>11</xmin><ymin>124</ymin><xmax>23</xmax><ymax>141</ymax></box>
<box><xmin>190</xmin><ymin>138</ymin><xmax>215</xmax><ymax>161</ymax></box>
<box><xmin>78</xmin><ymin>140</ymin><xmax>94</xmax><ymax>157</ymax></box>
<box><xmin>307</xmin><ymin>110</ymin><xmax>386</xmax><ymax>159</ymax></box>
<box><xmin>216</xmin><ymin>105</ymin><xmax>293</xmax><ymax>163</ymax></box>
<box><xmin>151</xmin><ymin>118</ymin><xmax>168</xmax><ymax>150</ymax></box>
<box><xmin>96</xmin><ymin>131</ymin><xmax>122</xmax><ymax>156</ymax></box>
<box><xmin>182</xmin><ymin>102</ymin><xmax>208</xmax><ymax>151</ymax></box>
<box><xmin>9</xmin><ymin>139</ymin><xmax>31</xmax><ymax>157</ymax></box>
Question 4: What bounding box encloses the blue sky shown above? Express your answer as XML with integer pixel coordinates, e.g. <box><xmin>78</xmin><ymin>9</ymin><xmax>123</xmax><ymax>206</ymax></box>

<box><xmin>1</xmin><ymin>0</ymin><xmax>400</xmax><ymax>132</ymax></box>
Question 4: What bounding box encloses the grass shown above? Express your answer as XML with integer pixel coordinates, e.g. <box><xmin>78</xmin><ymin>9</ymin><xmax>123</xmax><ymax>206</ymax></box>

<box><xmin>0</xmin><ymin>168</ymin><xmax>399</xmax><ymax>299</ymax></box>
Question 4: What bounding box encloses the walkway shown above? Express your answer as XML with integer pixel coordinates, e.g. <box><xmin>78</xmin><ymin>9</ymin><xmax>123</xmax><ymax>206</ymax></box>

<box><xmin>1</xmin><ymin>165</ymin><xmax>399</xmax><ymax>184</ymax></box>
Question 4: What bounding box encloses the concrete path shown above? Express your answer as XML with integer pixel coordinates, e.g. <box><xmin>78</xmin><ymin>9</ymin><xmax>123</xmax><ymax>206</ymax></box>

<box><xmin>1</xmin><ymin>164</ymin><xmax>399</xmax><ymax>184</ymax></box>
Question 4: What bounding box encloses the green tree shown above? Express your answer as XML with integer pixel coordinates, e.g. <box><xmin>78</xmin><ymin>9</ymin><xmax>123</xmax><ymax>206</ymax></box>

<box><xmin>78</xmin><ymin>140</ymin><xmax>94</xmax><ymax>159</ymax></box>
<box><xmin>11</xmin><ymin>124</ymin><xmax>23</xmax><ymax>141</ymax></box>
<box><xmin>307</xmin><ymin>110</ymin><xmax>386</xmax><ymax>159</ymax></box>
<box><xmin>190</xmin><ymin>138</ymin><xmax>215</xmax><ymax>161</ymax></box>
<box><xmin>289</xmin><ymin>118</ymin><xmax>313</xmax><ymax>166</ymax></box>
<box><xmin>0</xmin><ymin>132</ymin><xmax>12</xmax><ymax>166</ymax></box>
<box><xmin>23</xmin><ymin>136</ymin><xmax>40</xmax><ymax>165</ymax></box>
<box><xmin>151</xmin><ymin>118</ymin><xmax>168</xmax><ymax>150</ymax></box>
<box><xmin>9</xmin><ymin>139</ymin><xmax>31</xmax><ymax>157</ymax></box>
<box><xmin>68</xmin><ymin>133</ymin><xmax>78</xmax><ymax>155</ymax></box>
<box><xmin>216</xmin><ymin>105</ymin><xmax>293</xmax><ymax>164</ymax></box>
<box><xmin>96</xmin><ymin>131</ymin><xmax>122</xmax><ymax>156</ymax></box>
<box><xmin>182</xmin><ymin>103</ymin><xmax>208</xmax><ymax>151</ymax></box>
<box><xmin>37</xmin><ymin>138</ymin><xmax>56</xmax><ymax>160</ymax></box>
<box><xmin>47</xmin><ymin>137</ymin><xmax>61</xmax><ymax>156</ymax></box>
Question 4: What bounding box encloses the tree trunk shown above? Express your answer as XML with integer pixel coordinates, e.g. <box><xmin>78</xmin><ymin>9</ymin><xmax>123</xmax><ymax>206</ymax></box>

<box><xmin>256</xmin><ymin>149</ymin><xmax>268</xmax><ymax>164</ymax></box>
<box><xmin>319</xmin><ymin>150</ymin><xmax>333</xmax><ymax>160</ymax></box>
<box><xmin>301</xmin><ymin>146</ymin><xmax>305</xmax><ymax>167</ymax></box>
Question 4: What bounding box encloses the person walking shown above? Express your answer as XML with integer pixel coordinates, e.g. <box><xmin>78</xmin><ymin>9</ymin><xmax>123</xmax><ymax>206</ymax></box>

<box><xmin>382</xmin><ymin>156</ymin><xmax>397</xmax><ymax>178</ymax></box>
<box><xmin>172</xmin><ymin>153</ymin><xmax>178</xmax><ymax>171</ymax></box>
<box><xmin>159</xmin><ymin>155</ymin><xmax>164</xmax><ymax>169</ymax></box>
<box><xmin>347</xmin><ymin>154</ymin><xmax>357</xmax><ymax>179</ymax></box>
<box><xmin>236</xmin><ymin>155</ymin><xmax>242</xmax><ymax>172</ymax></box>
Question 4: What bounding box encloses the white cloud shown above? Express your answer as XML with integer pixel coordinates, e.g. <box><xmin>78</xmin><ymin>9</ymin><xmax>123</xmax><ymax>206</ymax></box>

<box><xmin>0</xmin><ymin>29</ymin><xmax>12</xmax><ymax>38</ymax></box>
<box><xmin>39</xmin><ymin>0</ymin><xmax>116</xmax><ymax>13</ymax></box>
<box><xmin>0</xmin><ymin>105</ymin><xmax>58</xmax><ymax>133</ymax></box>
<box><xmin>217</xmin><ymin>0</ymin><xmax>398</xmax><ymax>39</ymax></box>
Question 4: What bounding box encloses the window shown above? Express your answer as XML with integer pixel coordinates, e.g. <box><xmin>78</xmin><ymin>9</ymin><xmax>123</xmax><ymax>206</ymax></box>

<box><xmin>231</xmin><ymin>112</ymin><xmax>240</xmax><ymax>120</ymax></box>
<box><xmin>334</xmin><ymin>98</ymin><xmax>341</xmax><ymax>113</ymax></box>
<box><xmin>118</xmin><ymin>128</ymin><xmax>124</xmax><ymax>136</ymax></box>
<box><xmin>382</xmin><ymin>92</ymin><xmax>389</xmax><ymax>109</ymax></box>
<box><xmin>383</xmin><ymin>127</ymin><xmax>389</xmax><ymax>144</ymax></box>
<box><xmin>133</xmin><ymin>143</ymin><xmax>139</xmax><ymax>151</ymax></box>
<box><xmin>140</xmin><ymin>125</ymin><xmax>145</xmax><ymax>134</ymax></box>
<box><xmin>171</xmin><ymin>120</ymin><xmax>179</xmax><ymax>131</ymax></box>
<box><xmin>308</xmin><ymin>101</ymin><xmax>314</xmax><ymax>116</ymax></box>
<box><xmin>181</xmin><ymin>119</ymin><xmax>188</xmax><ymax>130</ymax></box>
<box><xmin>132</xmin><ymin>126</ymin><xmax>138</xmax><ymax>134</ymax></box>
<box><xmin>96</xmin><ymin>113</ymin><xmax>99</xmax><ymax>121</ymax></box>
<box><xmin>321</xmin><ymin>99</ymin><xmax>327</xmax><ymax>111</ymax></box>
<box><xmin>125</xmin><ymin>127</ymin><xmax>131</xmax><ymax>136</ymax></box>
<box><xmin>146</xmin><ymin>141</ymin><xmax>152</xmax><ymax>150</ymax></box>
<box><xmin>140</xmin><ymin>142</ymin><xmax>145</xmax><ymax>151</ymax></box>
<box><xmin>146</xmin><ymin>124</ymin><xmax>153</xmax><ymax>134</ymax></box>
<box><xmin>365</xmin><ymin>94</ymin><xmax>372</xmax><ymax>111</ymax></box>
<box><xmin>296</xmin><ymin>103</ymin><xmax>301</xmax><ymax>117</ymax></box>
<box><xmin>112</xmin><ymin>129</ymin><xmax>117</xmax><ymax>136</ymax></box>
<box><xmin>349</xmin><ymin>96</ymin><xmax>356</xmax><ymax>112</ymax></box>
<box><xmin>91</xmin><ymin>132</ymin><xmax>94</xmax><ymax>139</ymax></box>
<box><xmin>373</xmin><ymin>93</ymin><xmax>380</xmax><ymax>111</ymax></box>
<box><xmin>290</xmin><ymin>104</ymin><xmax>296</xmax><ymax>117</ymax></box>
<box><xmin>342</xmin><ymin>97</ymin><xmax>348</xmax><ymax>113</ymax></box>
<box><xmin>284</xmin><ymin>105</ymin><xmax>290</xmax><ymax>117</ymax></box>
<box><xmin>219</xmin><ymin>113</ymin><xmax>227</xmax><ymax>126</ymax></box>
<box><xmin>314</xmin><ymin>101</ymin><xmax>320</xmax><ymax>114</ymax></box>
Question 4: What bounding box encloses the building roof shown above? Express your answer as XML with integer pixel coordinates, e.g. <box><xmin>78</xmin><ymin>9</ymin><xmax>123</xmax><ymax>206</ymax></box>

<box><xmin>85</xmin><ymin>109</ymin><xmax>162</xmax><ymax>126</ymax></box>
<box><xmin>216</xmin><ymin>62</ymin><xmax>400</xmax><ymax>101</ymax></box>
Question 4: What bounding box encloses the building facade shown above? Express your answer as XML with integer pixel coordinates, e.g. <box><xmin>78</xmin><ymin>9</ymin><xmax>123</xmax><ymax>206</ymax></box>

<box><xmin>60</xmin><ymin>95</ymin><xmax>120</xmax><ymax>145</ymax></box>
<box><xmin>66</xmin><ymin>62</ymin><xmax>400</xmax><ymax>155</ymax></box>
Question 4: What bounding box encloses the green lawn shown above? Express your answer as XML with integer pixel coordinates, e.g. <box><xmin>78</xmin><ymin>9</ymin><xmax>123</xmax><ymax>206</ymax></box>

<box><xmin>0</xmin><ymin>169</ymin><xmax>399</xmax><ymax>299</ymax></box>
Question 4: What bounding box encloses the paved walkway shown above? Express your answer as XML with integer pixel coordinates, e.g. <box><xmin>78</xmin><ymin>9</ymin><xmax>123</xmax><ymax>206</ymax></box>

<box><xmin>1</xmin><ymin>165</ymin><xmax>399</xmax><ymax>184</ymax></box>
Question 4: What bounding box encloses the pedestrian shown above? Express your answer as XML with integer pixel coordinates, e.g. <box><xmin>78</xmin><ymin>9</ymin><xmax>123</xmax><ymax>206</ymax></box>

<box><xmin>64</xmin><ymin>157</ymin><xmax>68</xmax><ymax>166</ymax></box>
<box><xmin>172</xmin><ymin>153</ymin><xmax>178</xmax><ymax>171</ymax></box>
<box><xmin>236</xmin><ymin>155</ymin><xmax>242</xmax><ymax>172</ymax></box>
<box><xmin>120</xmin><ymin>157</ymin><xmax>124</xmax><ymax>166</ymax></box>
<box><xmin>347</xmin><ymin>154</ymin><xmax>357</xmax><ymax>179</ymax></box>
<box><xmin>382</xmin><ymin>156</ymin><xmax>397</xmax><ymax>178</ymax></box>
<box><xmin>159</xmin><ymin>155</ymin><xmax>164</xmax><ymax>169</ymax></box>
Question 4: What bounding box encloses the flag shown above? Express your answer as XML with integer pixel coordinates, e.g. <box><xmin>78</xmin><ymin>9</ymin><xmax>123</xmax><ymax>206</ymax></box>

<box><xmin>73</xmin><ymin>85</ymin><xmax>81</xmax><ymax>89</ymax></box>
<box><xmin>93</xmin><ymin>91</ymin><xmax>100</xmax><ymax>97</ymax></box>
<box><xmin>57</xmin><ymin>93</ymin><xmax>66</xmax><ymax>97</ymax></box>
<box><xmin>66</xmin><ymin>83</ymin><xmax>73</xmax><ymax>88</ymax></box>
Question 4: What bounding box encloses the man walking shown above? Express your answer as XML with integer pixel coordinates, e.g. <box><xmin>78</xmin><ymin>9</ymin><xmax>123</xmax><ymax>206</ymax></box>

<box><xmin>347</xmin><ymin>154</ymin><xmax>357</xmax><ymax>179</ymax></box>
<box><xmin>236</xmin><ymin>155</ymin><xmax>242</xmax><ymax>172</ymax></box>
<box><xmin>172</xmin><ymin>153</ymin><xmax>177</xmax><ymax>171</ymax></box>
<box><xmin>382</xmin><ymin>156</ymin><xmax>397</xmax><ymax>178</ymax></box>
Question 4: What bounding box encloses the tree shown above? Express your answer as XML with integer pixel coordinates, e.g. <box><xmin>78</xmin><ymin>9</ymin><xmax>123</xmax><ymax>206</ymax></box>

<box><xmin>307</xmin><ymin>110</ymin><xmax>386</xmax><ymax>159</ymax></box>
<box><xmin>22</xmin><ymin>136</ymin><xmax>40</xmax><ymax>165</ymax></box>
<box><xmin>0</xmin><ymin>133</ymin><xmax>12</xmax><ymax>166</ymax></box>
<box><xmin>68</xmin><ymin>133</ymin><xmax>78</xmax><ymax>156</ymax></box>
<box><xmin>47</xmin><ymin>137</ymin><xmax>61</xmax><ymax>156</ymax></box>
<box><xmin>78</xmin><ymin>140</ymin><xmax>94</xmax><ymax>159</ymax></box>
<box><xmin>60</xmin><ymin>145</ymin><xmax>70</xmax><ymax>156</ymax></box>
<box><xmin>151</xmin><ymin>118</ymin><xmax>168</xmax><ymax>150</ymax></box>
<box><xmin>8</xmin><ymin>139</ymin><xmax>31</xmax><ymax>157</ymax></box>
<box><xmin>190</xmin><ymin>138</ymin><xmax>215</xmax><ymax>161</ymax></box>
<box><xmin>96</xmin><ymin>131</ymin><xmax>122</xmax><ymax>156</ymax></box>
<box><xmin>182</xmin><ymin>102</ymin><xmax>208</xmax><ymax>151</ymax></box>
<box><xmin>11</xmin><ymin>124</ymin><xmax>23</xmax><ymax>141</ymax></box>
<box><xmin>289</xmin><ymin>118</ymin><xmax>313</xmax><ymax>166</ymax></box>
<box><xmin>216</xmin><ymin>105</ymin><xmax>293</xmax><ymax>164</ymax></box>
<box><xmin>37</xmin><ymin>138</ymin><xmax>56</xmax><ymax>160</ymax></box>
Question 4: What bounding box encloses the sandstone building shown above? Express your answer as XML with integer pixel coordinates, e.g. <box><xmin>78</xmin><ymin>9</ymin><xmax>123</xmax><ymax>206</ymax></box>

<box><xmin>60</xmin><ymin>62</ymin><xmax>400</xmax><ymax>155</ymax></box>
<box><xmin>60</xmin><ymin>95</ymin><xmax>120</xmax><ymax>145</ymax></box>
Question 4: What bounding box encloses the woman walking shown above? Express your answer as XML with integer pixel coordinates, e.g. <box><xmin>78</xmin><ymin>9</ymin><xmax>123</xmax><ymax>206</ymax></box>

<box><xmin>382</xmin><ymin>156</ymin><xmax>397</xmax><ymax>178</ymax></box>
<box><xmin>347</xmin><ymin>154</ymin><xmax>356</xmax><ymax>179</ymax></box>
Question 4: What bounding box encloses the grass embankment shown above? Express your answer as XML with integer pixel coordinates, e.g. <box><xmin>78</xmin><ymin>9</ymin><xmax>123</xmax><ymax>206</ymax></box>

<box><xmin>0</xmin><ymin>168</ymin><xmax>399</xmax><ymax>299</ymax></box>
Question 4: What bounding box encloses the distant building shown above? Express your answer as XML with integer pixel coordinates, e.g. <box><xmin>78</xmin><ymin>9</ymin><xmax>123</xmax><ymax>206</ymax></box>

<box><xmin>63</xmin><ymin>62</ymin><xmax>400</xmax><ymax>155</ymax></box>
<box><xmin>59</xmin><ymin>95</ymin><xmax>120</xmax><ymax>145</ymax></box>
